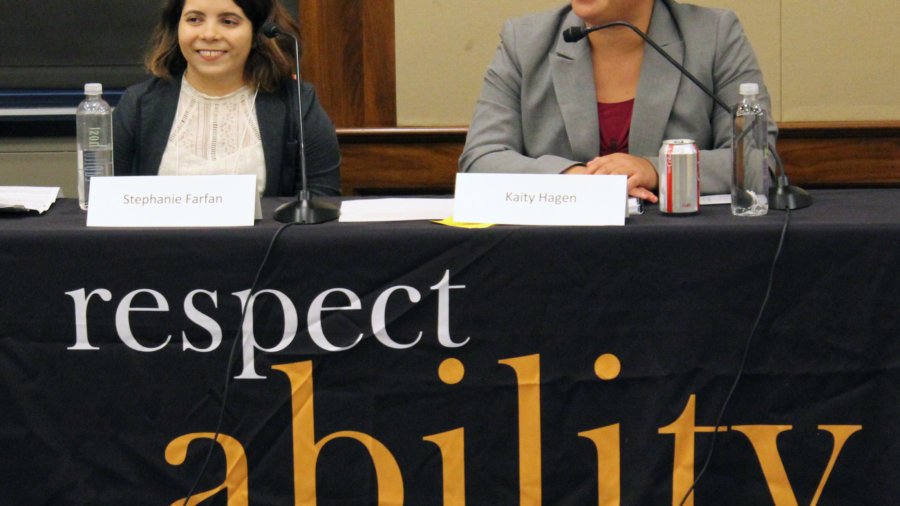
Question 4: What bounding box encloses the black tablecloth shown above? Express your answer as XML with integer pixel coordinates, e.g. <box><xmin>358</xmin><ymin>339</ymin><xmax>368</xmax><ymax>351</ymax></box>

<box><xmin>1</xmin><ymin>190</ymin><xmax>898</xmax><ymax>504</ymax></box>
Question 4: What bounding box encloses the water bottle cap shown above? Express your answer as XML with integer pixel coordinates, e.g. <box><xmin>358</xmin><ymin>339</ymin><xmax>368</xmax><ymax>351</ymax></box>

<box><xmin>739</xmin><ymin>83</ymin><xmax>759</xmax><ymax>96</ymax></box>
<box><xmin>84</xmin><ymin>83</ymin><xmax>103</xmax><ymax>95</ymax></box>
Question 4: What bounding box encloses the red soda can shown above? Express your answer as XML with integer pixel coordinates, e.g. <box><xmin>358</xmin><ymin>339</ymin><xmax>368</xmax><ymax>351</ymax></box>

<box><xmin>658</xmin><ymin>139</ymin><xmax>700</xmax><ymax>214</ymax></box>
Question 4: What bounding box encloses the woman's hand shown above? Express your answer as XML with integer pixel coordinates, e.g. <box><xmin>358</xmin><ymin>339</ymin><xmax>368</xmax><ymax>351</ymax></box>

<box><xmin>584</xmin><ymin>153</ymin><xmax>659</xmax><ymax>203</ymax></box>
<box><xmin>562</xmin><ymin>163</ymin><xmax>592</xmax><ymax>175</ymax></box>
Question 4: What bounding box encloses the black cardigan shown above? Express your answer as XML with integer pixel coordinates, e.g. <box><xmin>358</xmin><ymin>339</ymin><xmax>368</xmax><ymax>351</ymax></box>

<box><xmin>112</xmin><ymin>76</ymin><xmax>341</xmax><ymax>197</ymax></box>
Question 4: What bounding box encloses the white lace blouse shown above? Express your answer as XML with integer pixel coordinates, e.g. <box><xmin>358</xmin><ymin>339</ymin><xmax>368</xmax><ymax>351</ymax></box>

<box><xmin>159</xmin><ymin>78</ymin><xmax>266</xmax><ymax>200</ymax></box>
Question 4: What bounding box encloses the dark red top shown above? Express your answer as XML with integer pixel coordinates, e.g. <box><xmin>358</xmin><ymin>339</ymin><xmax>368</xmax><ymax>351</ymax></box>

<box><xmin>597</xmin><ymin>99</ymin><xmax>635</xmax><ymax>156</ymax></box>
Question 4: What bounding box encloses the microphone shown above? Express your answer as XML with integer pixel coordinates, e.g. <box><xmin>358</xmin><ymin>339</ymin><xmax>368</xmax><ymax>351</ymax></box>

<box><xmin>261</xmin><ymin>21</ymin><xmax>340</xmax><ymax>224</ymax></box>
<box><xmin>261</xmin><ymin>21</ymin><xmax>280</xmax><ymax>38</ymax></box>
<box><xmin>769</xmin><ymin>149</ymin><xmax>812</xmax><ymax>210</ymax></box>
<box><xmin>561</xmin><ymin>25</ymin><xmax>589</xmax><ymax>43</ymax></box>
<box><xmin>565</xmin><ymin>21</ymin><xmax>811</xmax><ymax>210</ymax></box>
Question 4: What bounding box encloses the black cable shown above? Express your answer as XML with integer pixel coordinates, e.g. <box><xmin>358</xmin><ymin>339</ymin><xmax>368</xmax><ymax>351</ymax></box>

<box><xmin>182</xmin><ymin>221</ymin><xmax>296</xmax><ymax>505</ymax></box>
<box><xmin>678</xmin><ymin>208</ymin><xmax>792</xmax><ymax>506</ymax></box>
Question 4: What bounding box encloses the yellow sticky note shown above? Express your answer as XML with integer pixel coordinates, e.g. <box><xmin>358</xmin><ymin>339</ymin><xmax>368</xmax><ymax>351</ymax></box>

<box><xmin>433</xmin><ymin>217</ymin><xmax>494</xmax><ymax>229</ymax></box>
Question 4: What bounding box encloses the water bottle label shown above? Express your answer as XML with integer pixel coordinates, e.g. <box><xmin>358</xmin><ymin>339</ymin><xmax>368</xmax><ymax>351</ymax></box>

<box><xmin>88</xmin><ymin>127</ymin><xmax>102</xmax><ymax>149</ymax></box>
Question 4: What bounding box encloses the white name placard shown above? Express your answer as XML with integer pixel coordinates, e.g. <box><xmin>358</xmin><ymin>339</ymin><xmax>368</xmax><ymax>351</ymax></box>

<box><xmin>453</xmin><ymin>173</ymin><xmax>628</xmax><ymax>226</ymax></box>
<box><xmin>86</xmin><ymin>175</ymin><xmax>257</xmax><ymax>227</ymax></box>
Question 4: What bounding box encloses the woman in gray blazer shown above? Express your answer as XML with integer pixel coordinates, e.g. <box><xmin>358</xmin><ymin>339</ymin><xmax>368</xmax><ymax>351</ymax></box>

<box><xmin>459</xmin><ymin>0</ymin><xmax>777</xmax><ymax>201</ymax></box>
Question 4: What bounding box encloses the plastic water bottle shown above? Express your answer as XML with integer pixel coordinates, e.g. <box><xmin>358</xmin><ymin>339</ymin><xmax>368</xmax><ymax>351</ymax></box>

<box><xmin>731</xmin><ymin>83</ymin><xmax>769</xmax><ymax>216</ymax></box>
<box><xmin>76</xmin><ymin>83</ymin><xmax>114</xmax><ymax>211</ymax></box>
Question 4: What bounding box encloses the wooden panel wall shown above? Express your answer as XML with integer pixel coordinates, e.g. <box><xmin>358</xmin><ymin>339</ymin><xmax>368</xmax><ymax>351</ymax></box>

<box><xmin>778</xmin><ymin>122</ymin><xmax>900</xmax><ymax>188</ymax></box>
<box><xmin>338</xmin><ymin>123</ymin><xmax>900</xmax><ymax>196</ymax></box>
<box><xmin>298</xmin><ymin>0</ymin><xmax>396</xmax><ymax>127</ymax></box>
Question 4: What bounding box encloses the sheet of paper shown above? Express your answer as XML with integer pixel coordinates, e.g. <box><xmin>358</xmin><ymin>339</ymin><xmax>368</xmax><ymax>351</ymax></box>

<box><xmin>0</xmin><ymin>186</ymin><xmax>60</xmax><ymax>213</ymax></box>
<box><xmin>627</xmin><ymin>197</ymin><xmax>644</xmax><ymax>216</ymax></box>
<box><xmin>339</xmin><ymin>198</ymin><xmax>454</xmax><ymax>222</ymax></box>
<box><xmin>700</xmin><ymin>194</ymin><xmax>731</xmax><ymax>206</ymax></box>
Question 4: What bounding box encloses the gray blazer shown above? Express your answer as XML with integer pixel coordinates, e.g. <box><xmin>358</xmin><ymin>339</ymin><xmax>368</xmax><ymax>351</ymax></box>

<box><xmin>459</xmin><ymin>0</ymin><xmax>777</xmax><ymax>195</ymax></box>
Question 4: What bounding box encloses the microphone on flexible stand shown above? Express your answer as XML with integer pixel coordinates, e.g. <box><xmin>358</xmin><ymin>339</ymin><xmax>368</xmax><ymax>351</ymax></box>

<box><xmin>261</xmin><ymin>21</ymin><xmax>340</xmax><ymax>224</ymax></box>
<box><xmin>564</xmin><ymin>22</ymin><xmax>811</xmax><ymax>210</ymax></box>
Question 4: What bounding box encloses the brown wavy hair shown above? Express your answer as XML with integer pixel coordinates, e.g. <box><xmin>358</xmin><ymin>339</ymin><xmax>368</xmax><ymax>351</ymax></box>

<box><xmin>145</xmin><ymin>0</ymin><xmax>301</xmax><ymax>92</ymax></box>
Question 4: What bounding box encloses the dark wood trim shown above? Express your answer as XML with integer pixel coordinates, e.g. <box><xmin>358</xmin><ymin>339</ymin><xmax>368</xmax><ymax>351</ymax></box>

<box><xmin>298</xmin><ymin>0</ymin><xmax>396</xmax><ymax>127</ymax></box>
<box><xmin>778</xmin><ymin>121</ymin><xmax>900</xmax><ymax>188</ymax></box>
<box><xmin>338</xmin><ymin>129</ymin><xmax>461</xmax><ymax>196</ymax></box>
<box><xmin>779</xmin><ymin>121</ymin><xmax>900</xmax><ymax>138</ymax></box>
<box><xmin>336</xmin><ymin>122</ymin><xmax>900</xmax><ymax>143</ymax></box>
<box><xmin>339</xmin><ymin>127</ymin><xmax>468</xmax><ymax>144</ymax></box>
<box><xmin>337</xmin><ymin>122</ymin><xmax>900</xmax><ymax>195</ymax></box>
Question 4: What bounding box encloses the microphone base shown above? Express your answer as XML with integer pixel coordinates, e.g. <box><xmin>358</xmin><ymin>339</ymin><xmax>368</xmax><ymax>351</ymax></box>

<box><xmin>274</xmin><ymin>197</ymin><xmax>340</xmax><ymax>224</ymax></box>
<box><xmin>768</xmin><ymin>184</ymin><xmax>812</xmax><ymax>211</ymax></box>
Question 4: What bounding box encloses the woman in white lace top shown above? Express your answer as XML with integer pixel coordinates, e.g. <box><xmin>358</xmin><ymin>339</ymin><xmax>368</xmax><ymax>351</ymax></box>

<box><xmin>113</xmin><ymin>0</ymin><xmax>341</xmax><ymax>198</ymax></box>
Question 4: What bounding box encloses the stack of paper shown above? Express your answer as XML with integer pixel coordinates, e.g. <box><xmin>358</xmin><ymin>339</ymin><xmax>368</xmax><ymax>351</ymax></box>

<box><xmin>0</xmin><ymin>186</ymin><xmax>61</xmax><ymax>214</ymax></box>
<box><xmin>339</xmin><ymin>198</ymin><xmax>454</xmax><ymax>222</ymax></box>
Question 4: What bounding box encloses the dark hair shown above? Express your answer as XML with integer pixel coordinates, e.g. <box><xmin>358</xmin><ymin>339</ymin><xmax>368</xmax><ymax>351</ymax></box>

<box><xmin>145</xmin><ymin>0</ymin><xmax>301</xmax><ymax>92</ymax></box>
